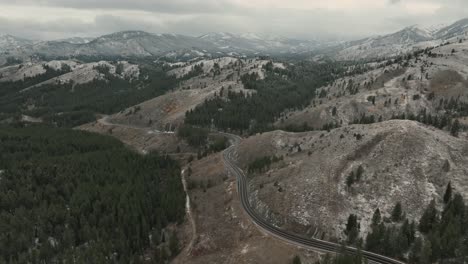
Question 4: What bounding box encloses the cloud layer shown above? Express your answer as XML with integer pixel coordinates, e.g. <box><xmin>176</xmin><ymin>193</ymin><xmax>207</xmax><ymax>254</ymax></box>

<box><xmin>1</xmin><ymin>0</ymin><xmax>467</xmax><ymax>40</ymax></box>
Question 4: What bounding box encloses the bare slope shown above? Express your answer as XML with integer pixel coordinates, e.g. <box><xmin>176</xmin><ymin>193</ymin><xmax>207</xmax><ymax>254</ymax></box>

<box><xmin>238</xmin><ymin>120</ymin><xmax>468</xmax><ymax>239</ymax></box>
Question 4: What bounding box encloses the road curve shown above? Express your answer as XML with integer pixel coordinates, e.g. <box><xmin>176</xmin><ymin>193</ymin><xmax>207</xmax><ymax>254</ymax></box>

<box><xmin>220</xmin><ymin>132</ymin><xmax>406</xmax><ymax>264</ymax></box>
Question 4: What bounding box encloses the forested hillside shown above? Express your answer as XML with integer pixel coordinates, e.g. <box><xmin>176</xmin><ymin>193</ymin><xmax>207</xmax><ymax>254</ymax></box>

<box><xmin>185</xmin><ymin>61</ymin><xmax>347</xmax><ymax>134</ymax></box>
<box><xmin>0</xmin><ymin>125</ymin><xmax>185</xmax><ymax>263</ymax></box>
<box><xmin>0</xmin><ymin>63</ymin><xmax>177</xmax><ymax>127</ymax></box>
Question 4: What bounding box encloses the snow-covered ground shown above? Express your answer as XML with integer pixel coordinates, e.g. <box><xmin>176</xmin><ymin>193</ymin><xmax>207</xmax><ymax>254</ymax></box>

<box><xmin>0</xmin><ymin>60</ymin><xmax>140</xmax><ymax>90</ymax></box>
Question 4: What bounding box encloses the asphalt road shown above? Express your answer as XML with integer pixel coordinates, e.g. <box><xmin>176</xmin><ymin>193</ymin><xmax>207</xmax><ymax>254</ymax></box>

<box><xmin>221</xmin><ymin>132</ymin><xmax>406</xmax><ymax>264</ymax></box>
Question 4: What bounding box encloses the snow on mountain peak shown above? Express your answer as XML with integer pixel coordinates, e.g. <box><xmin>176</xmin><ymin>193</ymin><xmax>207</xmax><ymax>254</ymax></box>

<box><xmin>401</xmin><ymin>25</ymin><xmax>434</xmax><ymax>39</ymax></box>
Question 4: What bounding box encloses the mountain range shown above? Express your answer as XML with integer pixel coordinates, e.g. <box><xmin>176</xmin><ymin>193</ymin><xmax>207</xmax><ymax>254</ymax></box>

<box><xmin>1</xmin><ymin>18</ymin><xmax>468</xmax><ymax>65</ymax></box>
<box><xmin>330</xmin><ymin>20</ymin><xmax>468</xmax><ymax>60</ymax></box>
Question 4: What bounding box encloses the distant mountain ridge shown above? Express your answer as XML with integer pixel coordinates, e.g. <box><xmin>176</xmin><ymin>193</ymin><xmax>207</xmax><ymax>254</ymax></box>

<box><xmin>1</xmin><ymin>18</ymin><xmax>467</xmax><ymax>64</ymax></box>
<box><xmin>198</xmin><ymin>32</ymin><xmax>319</xmax><ymax>54</ymax></box>
<box><xmin>435</xmin><ymin>18</ymin><xmax>468</xmax><ymax>39</ymax></box>
<box><xmin>0</xmin><ymin>34</ymin><xmax>35</xmax><ymax>52</ymax></box>
<box><xmin>332</xmin><ymin>19</ymin><xmax>468</xmax><ymax>60</ymax></box>
<box><xmin>0</xmin><ymin>30</ymin><xmax>318</xmax><ymax>64</ymax></box>
<box><xmin>56</xmin><ymin>37</ymin><xmax>95</xmax><ymax>44</ymax></box>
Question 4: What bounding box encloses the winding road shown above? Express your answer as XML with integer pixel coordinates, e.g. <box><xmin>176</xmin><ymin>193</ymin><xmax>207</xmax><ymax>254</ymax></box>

<box><xmin>221</xmin><ymin>132</ymin><xmax>406</xmax><ymax>264</ymax></box>
<box><xmin>91</xmin><ymin>117</ymin><xmax>405</xmax><ymax>263</ymax></box>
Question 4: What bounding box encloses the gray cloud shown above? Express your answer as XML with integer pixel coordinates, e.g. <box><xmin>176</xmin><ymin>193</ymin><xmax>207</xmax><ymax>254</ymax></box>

<box><xmin>1</xmin><ymin>0</ymin><xmax>467</xmax><ymax>40</ymax></box>
<box><xmin>0</xmin><ymin>0</ymin><xmax>242</xmax><ymax>14</ymax></box>
<box><xmin>0</xmin><ymin>17</ymin><xmax>95</xmax><ymax>40</ymax></box>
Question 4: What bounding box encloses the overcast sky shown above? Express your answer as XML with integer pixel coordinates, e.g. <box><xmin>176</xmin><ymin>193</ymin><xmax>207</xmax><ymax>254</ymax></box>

<box><xmin>1</xmin><ymin>0</ymin><xmax>467</xmax><ymax>40</ymax></box>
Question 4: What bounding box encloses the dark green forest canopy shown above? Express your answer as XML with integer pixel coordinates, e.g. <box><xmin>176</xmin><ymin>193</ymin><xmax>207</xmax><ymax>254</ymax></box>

<box><xmin>0</xmin><ymin>125</ymin><xmax>185</xmax><ymax>263</ymax></box>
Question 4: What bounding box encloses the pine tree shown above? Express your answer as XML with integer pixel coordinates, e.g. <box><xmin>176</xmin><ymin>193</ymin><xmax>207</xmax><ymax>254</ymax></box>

<box><xmin>391</xmin><ymin>202</ymin><xmax>403</xmax><ymax>222</ymax></box>
<box><xmin>345</xmin><ymin>214</ymin><xmax>360</xmax><ymax>244</ymax></box>
<box><xmin>346</xmin><ymin>172</ymin><xmax>355</xmax><ymax>187</ymax></box>
<box><xmin>169</xmin><ymin>231</ymin><xmax>179</xmax><ymax>257</ymax></box>
<box><xmin>419</xmin><ymin>240</ymin><xmax>432</xmax><ymax>264</ymax></box>
<box><xmin>408</xmin><ymin>237</ymin><xmax>422</xmax><ymax>263</ymax></box>
<box><xmin>429</xmin><ymin>231</ymin><xmax>442</xmax><ymax>261</ymax></box>
<box><xmin>443</xmin><ymin>182</ymin><xmax>452</xmax><ymax>204</ymax></box>
<box><xmin>371</xmin><ymin>208</ymin><xmax>381</xmax><ymax>227</ymax></box>
<box><xmin>356</xmin><ymin>165</ymin><xmax>364</xmax><ymax>181</ymax></box>
<box><xmin>451</xmin><ymin>119</ymin><xmax>460</xmax><ymax>137</ymax></box>
<box><xmin>419</xmin><ymin>200</ymin><xmax>438</xmax><ymax>233</ymax></box>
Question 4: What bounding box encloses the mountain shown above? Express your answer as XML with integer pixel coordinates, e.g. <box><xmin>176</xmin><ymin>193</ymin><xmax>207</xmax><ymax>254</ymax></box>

<box><xmin>0</xmin><ymin>35</ymin><xmax>35</xmax><ymax>54</ymax></box>
<box><xmin>0</xmin><ymin>31</ymin><xmax>321</xmax><ymax>64</ymax></box>
<box><xmin>16</xmin><ymin>31</ymin><xmax>216</xmax><ymax>59</ymax></box>
<box><xmin>199</xmin><ymin>32</ymin><xmax>319</xmax><ymax>54</ymax></box>
<box><xmin>387</xmin><ymin>25</ymin><xmax>435</xmax><ymax>43</ymax></box>
<box><xmin>333</xmin><ymin>19</ymin><xmax>468</xmax><ymax>60</ymax></box>
<box><xmin>1</xmin><ymin>18</ymin><xmax>467</xmax><ymax>65</ymax></box>
<box><xmin>435</xmin><ymin>18</ymin><xmax>468</xmax><ymax>39</ymax></box>
<box><xmin>77</xmin><ymin>31</ymin><xmax>216</xmax><ymax>57</ymax></box>
<box><xmin>0</xmin><ymin>34</ymin><xmax>34</xmax><ymax>48</ymax></box>
<box><xmin>56</xmin><ymin>37</ymin><xmax>95</xmax><ymax>44</ymax></box>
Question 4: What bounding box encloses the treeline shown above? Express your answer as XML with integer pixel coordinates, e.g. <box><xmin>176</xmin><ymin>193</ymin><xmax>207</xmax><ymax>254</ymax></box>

<box><xmin>350</xmin><ymin>109</ymin><xmax>463</xmax><ymax>137</ymax></box>
<box><xmin>343</xmin><ymin>183</ymin><xmax>468</xmax><ymax>263</ymax></box>
<box><xmin>0</xmin><ymin>64</ymin><xmax>71</xmax><ymax>114</ymax></box>
<box><xmin>185</xmin><ymin>61</ymin><xmax>346</xmax><ymax>134</ymax></box>
<box><xmin>0</xmin><ymin>64</ymin><xmax>178</xmax><ymax>127</ymax></box>
<box><xmin>391</xmin><ymin>110</ymin><xmax>462</xmax><ymax>137</ymax></box>
<box><xmin>0</xmin><ymin>125</ymin><xmax>185</xmax><ymax>263</ymax></box>
<box><xmin>0</xmin><ymin>63</ymin><xmax>71</xmax><ymax>96</ymax></box>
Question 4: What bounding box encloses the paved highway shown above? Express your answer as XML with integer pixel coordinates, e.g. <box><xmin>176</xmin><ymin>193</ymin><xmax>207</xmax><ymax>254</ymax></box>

<box><xmin>221</xmin><ymin>132</ymin><xmax>406</xmax><ymax>264</ymax></box>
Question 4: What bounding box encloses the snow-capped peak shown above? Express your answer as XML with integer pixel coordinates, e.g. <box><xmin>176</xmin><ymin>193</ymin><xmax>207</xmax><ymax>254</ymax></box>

<box><xmin>401</xmin><ymin>25</ymin><xmax>434</xmax><ymax>39</ymax></box>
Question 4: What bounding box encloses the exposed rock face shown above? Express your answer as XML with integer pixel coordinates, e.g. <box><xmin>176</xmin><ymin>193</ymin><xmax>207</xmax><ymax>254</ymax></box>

<box><xmin>238</xmin><ymin>120</ymin><xmax>468</xmax><ymax>240</ymax></box>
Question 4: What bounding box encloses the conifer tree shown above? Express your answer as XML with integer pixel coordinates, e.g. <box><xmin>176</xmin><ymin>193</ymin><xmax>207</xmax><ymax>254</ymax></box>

<box><xmin>391</xmin><ymin>202</ymin><xmax>403</xmax><ymax>222</ymax></box>
<box><xmin>443</xmin><ymin>182</ymin><xmax>452</xmax><ymax>204</ymax></box>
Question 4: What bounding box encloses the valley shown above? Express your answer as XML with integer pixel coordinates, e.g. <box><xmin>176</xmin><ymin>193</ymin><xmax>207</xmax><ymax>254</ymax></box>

<box><xmin>2</xmin><ymin>14</ymin><xmax>468</xmax><ymax>264</ymax></box>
